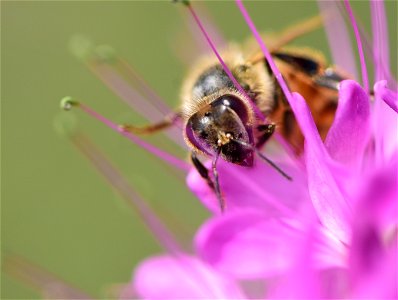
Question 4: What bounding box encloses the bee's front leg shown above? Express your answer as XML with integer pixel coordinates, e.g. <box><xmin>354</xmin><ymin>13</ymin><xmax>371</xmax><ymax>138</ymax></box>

<box><xmin>190</xmin><ymin>152</ymin><xmax>214</xmax><ymax>190</ymax></box>
<box><xmin>120</xmin><ymin>112</ymin><xmax>181</xmax><ymax>135</ymax></box>
<box><xmin>190</xmin><ymin>151</ymin><xmax>225</xmax><ymax>213</ymax></box>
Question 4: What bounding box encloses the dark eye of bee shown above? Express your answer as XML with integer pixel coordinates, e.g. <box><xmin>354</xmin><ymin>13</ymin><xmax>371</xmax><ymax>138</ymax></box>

<box><xmin>211</xmin><ymin>95</ymin><xmax>249</xmax><ymax>124</ymax></box>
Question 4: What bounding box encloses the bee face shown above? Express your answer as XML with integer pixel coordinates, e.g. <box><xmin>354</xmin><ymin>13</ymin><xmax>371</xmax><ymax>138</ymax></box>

<box><xmin>186</xmin><ymin>95</ymin><xmax>254</xmax><ymax>167</ymax></box>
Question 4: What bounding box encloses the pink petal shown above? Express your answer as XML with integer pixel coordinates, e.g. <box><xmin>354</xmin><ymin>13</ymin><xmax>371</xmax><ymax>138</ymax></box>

<box><xmin>268</xmin><ymin>227</ymin><xmax>322</xmax><ymax>299</ymax></box>
<box><xmin>195</xmin><ymin>210</ymin><xmax>345</xmax><ymax>280</ymax></box>
<box><xmin>195</xmin><ymin>210</ymin><xmax>303</xmax><ymax>279</ymax></box>
<box><xmin>325</xmin><ymin>80</ymin><xmax>370</xmax><ymax>168</ymax></box>
<box><xmin>271</xmin><ymin>264</ymin><xmax>349</xmax><ymax>298</ymax></box>
<box><xmin>186</xmin><ymin>157</ymin><xmax>309</xmax><ymax>217</ymax></box>
<box><xmin>268</xmin><ymin>219</ymin><xmax>349</xmax><ymax>298</ymax></box>
<box><xmin>133</xmin><ymin>254</ymin><xmax>245</xmax><ymax>299</ymax></box>
<box><xmin>349</xmin><ymin>160</ymin><xmax>398</xmax><ymax>282</ymax></box>
<box><xmin>351</xmin><ymin>247</ymin><xmax>397</xmax><ymax>299</ymax></box>
<box><xmin>290</xmin><ymin>92</ymin><xmax>352</xmax><ymax>244</ymax></box>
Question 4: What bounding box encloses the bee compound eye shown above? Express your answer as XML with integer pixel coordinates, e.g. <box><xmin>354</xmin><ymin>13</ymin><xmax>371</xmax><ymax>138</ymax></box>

<box><xmin>222</xmin><ymin>98</ymin><xmax>230</xmax><ymax>106</ymax></box>
<box><xmin>215</xmin><ymin>95</ymin><xmax>249</xmax><ymax>124</ymax></box>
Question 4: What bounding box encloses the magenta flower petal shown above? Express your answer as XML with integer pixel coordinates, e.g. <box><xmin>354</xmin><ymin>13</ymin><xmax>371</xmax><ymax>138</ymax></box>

<box><xmin>268</xmin><ymin>226</ymin><xmax>322</xmax><ymax>299</ymax></box>
<box><xmin>325</xmin><ymin>80</ymin><xmax>370</xmax><ymax>167</ymax></box>
<box><xmin>195</xmin><ymin>210</ymin><xmax>302</xmax><ymax>279</ymax></box>
<box><xmin>349</xmin><ymin>161</ymin><xmax>398</xmax><ymax>277</ymax></box>
<box><xmin>269</xmin><ymin>231</ymin><xmax>349</xmax><ymax>299</ymax></box>
<box><xmin>290</xmin><ymin>92</ymin><xmax>351</xmax><ymax>243</ymax></box>
<box><xmin>187</xmin><ymin>158</ymin><xmax>309</xmax><ymax>216</ymax></box>
<box><xmin>348</xmin><ymin>161</ymin><xmax>398</xmax><ymax>298</ymax></box>
<box><xmin>133</xmin><ymin>254</ymin><xmax>245</xmax><ymax>299</ymax></box>
<box><xmin>352</xmin><ymin>248</ymin><xmax>397</xmax><ymax>298</ymax></box>
<box><xmin>195</xmin><ymin>210</ymin><xmax>345</xmax><ymax>280</ymax></box>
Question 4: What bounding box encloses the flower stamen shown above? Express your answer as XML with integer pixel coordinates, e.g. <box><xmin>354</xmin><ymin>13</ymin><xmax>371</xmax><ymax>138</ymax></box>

<box><xmin>71</xmin><ymin>135</ymin><xmax>183</xmax><ymax>255</ymax></box>
<box><xmin>343</xmin><ymin>0</ymin><xmax>370</xmax><ymax>94</ymax></box>
<box><xmin>235</xmin><ymin>0</ymin><xmax>296</xmax><ymax>110</ymax></box>
<box><xmin>177</xmin><ymin>0</ymin><xmax>264</xmax><ymax>121</ymax></box>
<box><xmin>69</xmin><ymin>36</ymin><xmax>185</xmax><ymax>147</ymax></box>
<box><xmin>3</xmin><ymin>254</ymin><xmax>93</xmax><ymax>299</ymax></box>
<box><xmin>60</xmin><ymin>97</ymin><xmax>191</xmax><ymax>172</ymax></box>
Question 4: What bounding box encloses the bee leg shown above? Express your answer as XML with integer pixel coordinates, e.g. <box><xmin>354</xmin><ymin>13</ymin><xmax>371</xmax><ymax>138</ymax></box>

<box><xmin>272</xmin><ymin>15</ymin><xmax>323</xmax><ymax>51</ymax></box>
<box><xmin>190</xmin><ymin>152</ymin><xmax>215</xmax><ymax>189</ymax></box>
<box><xmin>248</xmin><ymin>16</ymin><xmax>323</xmax><ymax>64</ymax></box>
<box><xmin>256</xmin><ymin>123</ymin><xmax>276</xmax><ymax>148</ymax></box>
<box><xmin>212</xmin><ymin>148</ymin><xmax>225</xmax><ymax>212</ymax></box>
<box><xmin>314</xmin><ymin>69</ymin><xmax>346</xmax><ymax>91</ymax></box>
<box><xmin>120</xmin><ymin>112</ymin><xmax>181</xmax><ymax>135</ymax></box>
<box><xmin>191</xmin><ymin>151</ymin><xmax>225</xmax><ymax>213</ymax></box>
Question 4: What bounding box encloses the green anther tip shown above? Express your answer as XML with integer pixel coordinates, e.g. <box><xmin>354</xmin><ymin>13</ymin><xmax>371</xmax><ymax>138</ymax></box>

<box><xmin>68</xmin><ymin>34</ymin><xmax>94</xmax><ymax>61</ymax></box>
<box><xmin>172</xmin><ymin>0</ymin><xmax>190</xmax><ymax>6</ymax></box>
<box><xmin>94</xmin><ymin>45</ymin><xmax>117</xmax><ymax>63</ymax></box>
<box><xmin>60</xmin><ymin>96</ymin><xmax>79</xmax><ymax>111</ymax></box>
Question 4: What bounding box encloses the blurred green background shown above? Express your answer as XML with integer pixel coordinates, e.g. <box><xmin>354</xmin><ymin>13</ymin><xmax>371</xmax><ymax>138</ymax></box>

<box><xmin>2</xmin><ymin>1</ymin><xmax>396</xmax><ymax>298</ymax></box>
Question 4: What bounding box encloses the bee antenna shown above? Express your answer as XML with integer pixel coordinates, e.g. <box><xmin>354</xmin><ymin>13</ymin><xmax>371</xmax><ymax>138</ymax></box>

<box><xmin>231</xmin><ymin>139</ymin><xmax>292</xmax><ymax>181</ymax></box>
<box><xmin>212</xmin><ymin>147</ymin><xmax>226</xmax><ymax>213</ymax></box>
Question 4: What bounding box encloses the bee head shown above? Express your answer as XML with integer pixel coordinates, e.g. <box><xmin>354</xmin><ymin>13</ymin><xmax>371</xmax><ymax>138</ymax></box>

<box><xmin>185</xmin><ymin>95</ymin><xmax>254</xmax><ymax>167</ymax></box>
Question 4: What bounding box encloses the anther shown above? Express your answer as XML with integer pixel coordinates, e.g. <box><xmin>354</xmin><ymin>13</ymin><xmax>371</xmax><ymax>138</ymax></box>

<box><xmin>60</xmin><ymin>97</ymin><xmax>79</xmax><ymax>111</ymax></box>
<box><xmin>68</xmin><ymin>35</ymin><xmax>94</xmax><ymax>61</ymax></box>
<box><xmin>172</xmin><ymin>0</ymin><xmax>190</xmax><ymax>6</ymax></box>
<box><xmin>94</xmin><ymin>45</ymin><xmax>117</xmax><ymax>63</ymax></box>
<box><xmin>118</xmin><ymin>124</ymin><xmax>128</xmax><ymax>132</ymax></box>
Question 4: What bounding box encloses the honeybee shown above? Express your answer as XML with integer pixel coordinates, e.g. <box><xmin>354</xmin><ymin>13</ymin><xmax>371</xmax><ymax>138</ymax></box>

<box><xmin>122</xmin><ymin>16</ymin><xmax>346</xmax><ymax>212</ymax></box>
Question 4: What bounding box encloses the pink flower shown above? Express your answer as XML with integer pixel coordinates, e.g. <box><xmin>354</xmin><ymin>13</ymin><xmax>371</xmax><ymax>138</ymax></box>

<box><xmin>62</xmin><ymin>0</ymin><xmax>397</xmax><ymax>298</ymax></box>
<box><xmin>126</xmin><ymin>1</ymin><xmax>397</xmax><ymax>299</ymax></box>
<box><xmin>191</xmin><ymin>80</ymin><xmax>375</xmax><ymax>275</ymax></box>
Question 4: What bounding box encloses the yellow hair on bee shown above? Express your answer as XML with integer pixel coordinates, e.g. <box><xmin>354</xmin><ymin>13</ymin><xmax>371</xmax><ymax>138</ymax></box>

<box><xmin>180</xmin><ymin>43</ymin><xmax>274</xmax><ymax>123</ymax></box>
